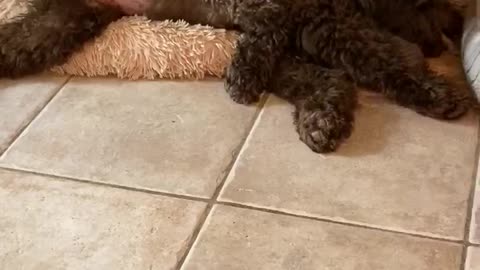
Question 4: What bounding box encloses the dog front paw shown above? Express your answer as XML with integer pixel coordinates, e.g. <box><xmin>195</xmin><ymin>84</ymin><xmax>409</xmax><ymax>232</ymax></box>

<box><xmin>295</xmin><ymin>107</ymin><xmax>353</xmax><ymax>153</ymax></box>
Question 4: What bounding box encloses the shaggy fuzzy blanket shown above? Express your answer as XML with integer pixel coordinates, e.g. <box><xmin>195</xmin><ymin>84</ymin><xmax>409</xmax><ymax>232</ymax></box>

<box><xmin>0</xmin><ymin>0</ymin><xmax>471</xmax><ymax>88</ymax></box>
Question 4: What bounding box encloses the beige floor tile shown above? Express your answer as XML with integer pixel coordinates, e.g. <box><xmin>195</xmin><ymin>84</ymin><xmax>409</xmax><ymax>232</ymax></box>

<box><xmin>0</xmin><ymin>75</ymin><xmax>67</xmax><ymax>153</ymax></box>
<box><xmin>466</xmin><ymin>247</ymin><xmax>480</xmax><ymax>270</ymax></box>
<box><xmin>219</xmin><ymin>94</ymin><xmax>478</xmax><ymax>239</ymax></box>
<box><xmin>0</xmin><ymin>169</ymin><xmax>206</xmax><ymax>270</ymax></box>
<box><xmin>182</xmin><ymin>205</ymin><xmax>462</xmax><ymax>270</ymax></box>
<box><xmin>0</xmin><ymin>77</ymin><xmax>259</xmax><ymax>198</ymax></box>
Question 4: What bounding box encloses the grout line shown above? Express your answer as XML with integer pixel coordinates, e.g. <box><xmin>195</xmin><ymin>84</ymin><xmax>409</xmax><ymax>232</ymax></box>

<box><xmin>468</xmin><ymin>242</ymin><xmax>480</xmax><ymax>248</ymax></box>
<box><xmin>464</xmin><ymin>247</ymin><xmax>473</xmax><ymax>270</ymax></box>
<box><xmin>460</xmin><ymin>118</ymin><xmax>480</xmax><ymax>270</ymax></box>
<box><xmin>216</xmin><ymin>96</ymin><xmax>269</xmax><ymax>201</ymax></box>
<box><xmin>0</xmin><ymin>76</ymin><xmax>71</xmax><ymax>158</ymax></box>
<box><xmin>210</xmin><ymin>96</ymin><xmax>268</xmax><ymax>201</ymax></box>
<box><xmin>0</xmin><ymin>163</ymin><xmax>469</xmax><ymax>246</ymax></box>
<box><xmin>0</xmin><ymin>166</ymin><xmax>210</xmax><ymax>203</ymax></box>
<box><xmin>462</xmin><ymin>244</ymin><xmax>469</xmax><ymax>270</ymax></box>
<box><xmin>174</xmin><ymin>95</ymin><xmax>269</xmax><ymax>270</ymax></box>
<box><xmin>176</xmin><ymin>204</ymin><xmax>214</xmax><ymax>270</ymax></box>
<box><xmin>216</xmin><ymin>201</ymin><xmax>465</xmax><ymax>245</ymax></box>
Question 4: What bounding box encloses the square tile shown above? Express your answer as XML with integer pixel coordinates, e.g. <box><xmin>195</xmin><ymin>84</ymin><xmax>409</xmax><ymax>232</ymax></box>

<box><xmin>0</xmin><ymin>77</ymin><xmax>259</xmax><ymax>197</ymax></box>
<box><xmin>0</xmin><ymin>75</ymin><xmax>67</xmax><ymax>153</ymax></box>
<box><xmin>0</xmin><ymin>169</ymin><xmax>206</xmax><ymax>270</ymax></box>
<box><xmin>466</xmin><ymin>247</ymin><xmax>480</xmax><ymax>270</ymax></box>
<box><xmin>182</xmin><ymin>205</ymin><xmax>462</xmax><ymax>270</ymax></box>
<box><xmin>220</xmin><ymin>94</ymin><xmax>478</xmax><ymax>239</ymax></box>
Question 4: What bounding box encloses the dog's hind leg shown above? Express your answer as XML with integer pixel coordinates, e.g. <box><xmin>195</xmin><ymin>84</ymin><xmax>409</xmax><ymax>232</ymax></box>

<box><xmin>0</xmin><ymin>0</ymin><xmax>123</xmax><ymax>78</ymax></box>
<box><xmin>300</xmin><ymin>15</ymin><xmax>470</xmax><ymax>120</ymax></box>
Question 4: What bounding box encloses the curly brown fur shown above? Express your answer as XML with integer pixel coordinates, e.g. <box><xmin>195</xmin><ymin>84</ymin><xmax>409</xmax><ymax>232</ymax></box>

<box><xmin>225</xmin><ymin>0</ymin><xmax>470</xmax><ymax>153</ymax></box>
<box><xmin>146</xmin><ymin>0</ymin><xmax>238</xmax><ymax>29</ymax></box>
<box><xmin>0</xmin><ymin>0</ymin><xmax>470</xmax><ymax>153</ymax></box>
<box><xmin>0</xmin><ymin>0</ymin><xmax>459</xmax><ymax>79</ymax></box>
<box><xmin>0</xmin><ymin>0</ymin><xmax>122</xmax><ymax>78</ymax></box>
<box><xmin>0</xmin><ymin>0</ymin><xmax>241</xmax><ymax>79</ymax></box>
<box><xmin>357</xmin><ymin>0</ymin><xmax>464</xmax><ymax>57</ymax></box>
<box><xmin>146</xmin><ymin>0</ymin><xmax>463</xmax><ymax>55</ymax></box>
<box><xmin>298</xmin><ymin>8</ymin><xmax>467</xmax><ymax>118</ymax></box>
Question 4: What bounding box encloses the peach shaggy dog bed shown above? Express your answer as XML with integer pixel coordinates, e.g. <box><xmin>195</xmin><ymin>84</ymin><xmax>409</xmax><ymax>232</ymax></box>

<box><xmin>0</xmin><ymin>0</ymin><xmax>239</xmax><ymax>79</ymax></box>
<box><xmin>0</xmin><ymin>0</ymin><xmax>471</xmax><ymax>86</ymax></box>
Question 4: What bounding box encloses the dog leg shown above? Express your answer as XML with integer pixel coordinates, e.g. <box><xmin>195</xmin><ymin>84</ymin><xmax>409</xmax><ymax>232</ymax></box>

<box><xmin>224</xmin><ymin>0</ymin><xmax>290</xmax><ymax>104</ymax></box>
<box><xmin>0</xmin><ymin>0</ymin><xmax>122</xmax><ymax>78</ymax></box>
<box><xmin>300</xmin><ymin>15</ymin><xmax>470</xmax><ymax>120</ymax></box>
<box><xmin>272</xmin><ymin>56</ymin><xmax>357</xmax><ymax>153</ymax></box>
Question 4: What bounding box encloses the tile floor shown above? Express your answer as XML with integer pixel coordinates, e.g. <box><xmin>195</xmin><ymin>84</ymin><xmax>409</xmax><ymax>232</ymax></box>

<box><xmin>0</xmin><ymin>73</ymin><xmax>479</xmax><ymax>270</ymax></box>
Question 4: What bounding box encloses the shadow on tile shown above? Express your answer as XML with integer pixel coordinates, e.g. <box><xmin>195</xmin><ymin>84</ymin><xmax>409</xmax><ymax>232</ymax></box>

<box><xmin>263</xmin><ymin>92</ymin><xmax>396</xmax><ymax>156</ymax></box>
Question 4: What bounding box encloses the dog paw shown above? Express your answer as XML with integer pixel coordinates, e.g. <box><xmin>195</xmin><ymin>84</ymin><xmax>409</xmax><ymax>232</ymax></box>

<box><xmin>296</xmin><ymin>108</ymin><xmax>353</xmax><ymax>153</ymax></box>
<box><xmin>224</xmin><ymin>63</ymin><xmax>263</xmax><ymax>105</ymax></box>
<box><xmin>415</xmin><ymin>78</ymin><xmax>470</xmax><ymax>120</ymax></box>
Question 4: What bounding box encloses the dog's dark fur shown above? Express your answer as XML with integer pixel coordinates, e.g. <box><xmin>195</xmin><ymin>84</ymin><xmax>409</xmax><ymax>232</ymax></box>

<box><xmin>224</xmin><ymin>0</ymin><xmax>471</xmax><ymax>152</ymax></box>
<box><xmin>0</xmin><ymin>0</ymin><xmax>471</xmax><ymax>152</ymax></box>
<box><xmin>0</xmin><ymin>0</ymin><xmax>463</xmax><ymax>78</ymax></box>
<box><xmin>357</xmin><ymin>0</ymin><xmax>464</xmax><ymax>56</ymax></box>
<box><xmin>0</xmin><ymin>0</ymin><xmax>124</xmax><ymax>78</ymax></box>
